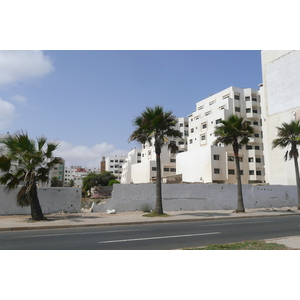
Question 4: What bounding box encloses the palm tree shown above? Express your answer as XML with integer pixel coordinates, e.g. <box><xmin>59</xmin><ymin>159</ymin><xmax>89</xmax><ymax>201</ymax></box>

<box><xmin>129</xmin><ymin>106</ymin><xmax>182</xmax><ymax>215</ymax></box>
<box><xmin>272</xmin><ymin>120</ymin><xmax>300</xmax><ymax>209</ymax></box>
<box><xmin>0</xmin><ymin>131</ymin><xmax>62</xmax><ymax>220</ymax></box>
<box><xmin>214</xmin><ymin>115</ymin><xmax>254</xmax><ymax>212</ymax></box>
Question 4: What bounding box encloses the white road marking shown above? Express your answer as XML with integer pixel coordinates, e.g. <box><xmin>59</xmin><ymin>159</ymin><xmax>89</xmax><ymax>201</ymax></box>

<box><xmin>12</xmin><ymin>229</ymin><xmax>147</xmax><ymax>238</ymax></box>
<box><xmin>98</xmin><ymin>231</ymin><xmax>221</xmax><ymax>244</ymax></box>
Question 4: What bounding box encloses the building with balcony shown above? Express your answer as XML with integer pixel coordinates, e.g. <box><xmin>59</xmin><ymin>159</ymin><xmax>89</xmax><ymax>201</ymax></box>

<box><xmin>105</xmin><ymin>156</ymin><xmax>126</xmax><ymax>181</ymax></box>
<box><xmin>176</xmin><ymin>86</ymin><xmax>265</xmax><ymax>184</ymax></box>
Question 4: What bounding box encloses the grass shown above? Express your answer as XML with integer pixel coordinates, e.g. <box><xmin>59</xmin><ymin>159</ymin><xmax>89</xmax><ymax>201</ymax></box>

<box><xmin>142</xmin><ymin>211</ymin><xmax>171</xmax><ymax>217</ymax></box>
<box><xmin>185</xmin><ymin>240</ymin><xmax>290</xmax><ymax>250</ymax></box>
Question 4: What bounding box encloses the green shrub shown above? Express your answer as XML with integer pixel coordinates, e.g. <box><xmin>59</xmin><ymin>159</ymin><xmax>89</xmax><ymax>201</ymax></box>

<box><xmin>140</xmin><ymin>203</ymin><xmax>152</xmax><ymax>213</ymax></box>
<box><xmin>108</xmin><ymin>180</ymin><xmax>120</xmax><ymax>186</ymax></box>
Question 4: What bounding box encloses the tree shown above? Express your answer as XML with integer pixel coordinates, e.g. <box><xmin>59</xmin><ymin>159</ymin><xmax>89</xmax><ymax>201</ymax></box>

<box><xmin>0</xmin><ymin>131</ymin><xmax>61</xmax><ymax>221</ymax></box>
<box><xmin>272</xmin><ymin>120</ymin><xmax>300</xmax><ymax>209</ymax></box>
<box><xmin>68</xmin><ymin>179</ymin><xmax>75</xmax><ymax>187</ymax></box>
<box><xmin>82</xmin><ymin>171</ymin><xmax>116</xmax><ymax>193</ymax></box>
<box><xmin>214</xmin><ymin>115</ymin><xmax>254</xmax><ymax>212</ymax></box>
<box><xmin>129</xmin><ymin>106</ymin><xmax>182</xmax><ymax>215</ymax></box>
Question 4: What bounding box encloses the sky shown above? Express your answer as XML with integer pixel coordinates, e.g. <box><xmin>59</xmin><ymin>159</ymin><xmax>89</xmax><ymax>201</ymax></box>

<box><xmin>0</xmin><ymin>50</ymin><xmax>263</xmax><ymax>168</ymax></box>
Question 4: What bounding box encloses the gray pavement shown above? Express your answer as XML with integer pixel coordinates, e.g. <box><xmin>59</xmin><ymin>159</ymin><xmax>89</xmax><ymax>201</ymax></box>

<box><xmin>0</xmin><ymin>207</ymin><xmax>300</xmax><ymax>249</ymax></box>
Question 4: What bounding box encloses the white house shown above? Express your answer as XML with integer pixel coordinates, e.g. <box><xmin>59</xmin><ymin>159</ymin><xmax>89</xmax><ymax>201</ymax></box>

<box><xmin>105</xmin><ymin>156</ymin><xmax>126</xmax><ymax>181</ymax></box>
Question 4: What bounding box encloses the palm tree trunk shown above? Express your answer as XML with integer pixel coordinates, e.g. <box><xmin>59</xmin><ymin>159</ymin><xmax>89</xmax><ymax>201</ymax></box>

<box><xmin>30</xmin><ymin>185</ymin><xmax>45</xmax><ymax>221</ymax></box>
<box><xmin>155</xmin><ymin>152</ymin><xmax>163</xmax><ymax>215</ymax></box>
<box><xmin>293</xmin><ymin>155</ymin><xmax>300</xmax><ymax>210</ymax></box>
<box><xmin>233</xmin><ymin>142</ymin><xmax>245</xmax><ymax>212</ymax></box>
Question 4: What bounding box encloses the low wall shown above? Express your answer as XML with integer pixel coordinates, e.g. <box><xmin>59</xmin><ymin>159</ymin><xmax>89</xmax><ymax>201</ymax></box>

<box><xmin>0</xmin><ymin>186</ymin><xmax>81</xmax><ymax>215</ymax></box>
<box><xmin>93</xmin><ymin>183</ymin><xmax>298</xmax><ymax>212</ymax></box>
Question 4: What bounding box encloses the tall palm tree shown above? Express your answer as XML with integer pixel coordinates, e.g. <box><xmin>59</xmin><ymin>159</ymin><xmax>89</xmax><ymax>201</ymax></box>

<box><xmin>272</xmin><ymin>120</ymin><xmax>300</xmax><ymax>209</ymax></box>
<box><xmin>129</xmin><ymin>106</ymin><xmax>182</xmax><ymax>215</ymax></box>
<box><xmin>0</xmin><ymin>131</ymin><xmax>62</xmax><ymax>220</ymax></box>
<box><xmin>214</xmin><ymin>115</ymin><xmax>254</xmax><ymax>212</ymax></box>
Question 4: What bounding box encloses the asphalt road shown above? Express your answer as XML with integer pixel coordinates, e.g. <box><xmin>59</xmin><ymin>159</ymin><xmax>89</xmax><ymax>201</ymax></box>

<box><xmin>0</xmin><ymin>215</ymin><xmax>299</xmax><ymax>250</ymax></box>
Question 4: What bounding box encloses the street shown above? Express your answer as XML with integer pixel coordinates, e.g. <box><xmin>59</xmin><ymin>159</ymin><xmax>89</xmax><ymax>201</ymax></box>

<box><xmin>0</xmin><ymin>215</ymin><xmax>299</xmax><ymax>250</ymax></box>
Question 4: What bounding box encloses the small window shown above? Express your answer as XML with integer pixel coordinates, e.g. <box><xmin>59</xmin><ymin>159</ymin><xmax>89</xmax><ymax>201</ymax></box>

<box><xmin>234</xmin><ymin>94</ymin><xmax>240</xmax><ymax>100</ymax></box>
<box><xmin>164</xmin><ymin>168</ymin><xmax>170</xmax><ymax>172</ymax></box>
<box><xmin>170</xmin><ymin>168</ymin><xmax>176</xmax><ymax>172</ymax></box>
<box><xmin>255</xmin><ymin>145</ymin><xmax>260</xmax><ymax>150</ymax></box>
<box><xmin>248</xmin><ymin>157</ymin><xmax>254</xmax><ymax>162</ymax></box>
<box><xmin>228</xmin><ymin>156</ymin><xmax>234</xmax><ymax>161</ymax></box>
<box><xmin>228</xmin><ymin>169</ymin><xmax>235</xmax><ymax>175</ymax></box>
<box><xmin>205</xmin><ymin>111</ymin><xmax>211</xmax><ymax>116</ymax></box>
<box><xmin>256</xmin><ymin>158</ymin><xmax>261</xmax><ymax>163</ymax></box>
<box><xmin>170</xmin><ymin>159</ymin><xmax>176</xmax><ymax>163</ymax></box>
<box><xmin>213</xmin><ymin>155</ymin><xmax>220</xmax><ymax>160</ymax></box>
<box><xmin>216</xmin><ymin>118</ymin><xmax>222</xmax><ymax>124</ymax></box>
<box><xmin>180</xmin><ymin>123</ymin><xmax>183</xmax><ymax>127</ymax></box>
<box><xmin>246</xmin><ymin>145</ymin><xmax>253</xmax><ymax>150</ymax></box>
<box><xmin>214</xmin><ymin>168</ymin><xmax>220</xmax><ymax>174</ymax></box>
<box><xmin>202</xmin><ymin>123</ymin><xmax>207</xmax><ymax>129</ymax></box>
<box><xmin>252</xmin><ymin>97</ymin><xmax>257</xmax><ymax>102</ymax></box>
<box><xmin>245</xmin><ymin>96</ymin><xmax>250</xmax><ymax>101</ymax></box>
<box><xmin>253</xmin><ymin>121</ymin><xmax>259</xmax><ymax>126</ymax></box>
<box><xmin>253</xmin><ymin>109</ymin><xmax>258</xmax><ymax>114</ymax></box>
<box><xmin>256</xmin><ymin>170</ymin><xmax>262</xmax><ymax>176</ymax></box>
<box><xmin>235</xmin><ymin>107</ymin><xmax>240</xmax><ymax>112</ymax></box>
<box><xmin>198</xmin><ymin>105</ymin><xmax>203</xmax><ymax>110</ymax></box>
<box><xmin>219</xmin><ymin>105</ymin><xmax>225</xmax><ymax>110</ymax></box>
<box><xmin>240</xmin><ymin>170</ymin><xmax>244</xmax><ymax>175</ymax></box>
<box><xmin>201</xmin><ymin>134</ymin><xmax>206</xmax><ymax>141</ymax></box>
<box><xmin>249</xmin><ymin>170</ymin><xmax>254</xmax><ymax>175</ymax></box>
<box><xmin>152</xmin><ymin>167</ymin><xmax>157</xmax><ymax>171</ymax></box>
<box><xmin>191</xmin><ymin>128</ymin><xmax>194</xmax><ymax>133</ymax></box>
<box><xmin>254</xmin><ymin>133</ymin><xmax>259</xmax><ymax>138</ymax></box>
<box><xmin>246</xmin><ymin>108</ymin><xmax>251</xmax><ymax>113</ymax></box>
<box><xmin>189</xmin><ymin>139</ymin><xmax>193</xmax><ymax>144</ymax></box>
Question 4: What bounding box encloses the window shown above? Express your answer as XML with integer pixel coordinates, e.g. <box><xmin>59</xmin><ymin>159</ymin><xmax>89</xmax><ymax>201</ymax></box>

<box><xmin>253</xmin><ymin>109</ymin><xmax>258</xmax><ymax>114</ymax></box>
<box><xmin>164</xmin><ymin>168</ymin><xmax>169</xmax><ymax>172</ymax></box>
<box><xmin>252</xmin><ymin>97</ymin><xmax>257</xmax><ymax>102</ymax></box>
<box><xmin>205</xmin><ymin>111</ymin><xmax>211</xmax><ymax>116</ymax></box>
<box><xmin>235</xmin><ymin>107</ymin><xmax>240</xmax><ymax>112</ymax></box>
<box><xmin>152</xmin><ymin>167</ymin><xmax>157</xmax><ymax>171</ymax></box>
<box><xmin>256</xmin><ymin>158</ymin><xmax>261</xmax><ymax>163</ymax></box>
<box><xmin>234</xmin><ymin>94</ymin><xmax>240</xmax><ymax>100</ymax></box>
<box><xmin>209</xmin><ymin>100</ymin><xmax>216</xmax><ymax>105</ymax></box>
<box><xmin>245</xmin><ymin>96</ymin><xmax>250</xmax><ymax>101</ymax></box>
<box><xmin>198</xmin><ymin>105</ymin><xmax>203</xmax><ymax>110</ymax></box>
<box><xmin>170</xmin><ymin>159</ymin><xmax>176</xmax><ymax>163</ymax></box>
<box><xmin>138</xmin><ymin>153</ymin><xmax>141</xmax><ymax>156</ymax></box>
<box><xmin>249</xmin><ymin>170</ymin><xmax>254</xmax><ymax>175</ymax></box>
<box><xmin>240</xmin><ymin>170</ymin><xmax>244</xmax><ymax>175</ymax></box>
<box><xmin>248</xmin><ymin>157</ymin><xmax>254</xmax><ymax>162</ymax></box>
<box><xmin>202</xmin><ymin>123</ymin><xmax>207</xmax><ymax>129</ymax></box>
<box><xmin>228</xmin><ymin>169</ymin><xmax>235</xmax><ymax>175</ymax></box>
<box><xmin>246</xmin><ymin>108</ymin><xmax>251</xmax><ymax>113</ymax></box>
<box><xmin>180</xmin><ymin>123</ymin><xmax>183</xmax><ymax>127</ymax></box>
<box><xmin>201</xmin><ymin>134</ymin><xmax>206</xmax><ymax>141</ymax></box>
<box><xmin>170</xmin><ymin>168</ymin><xmax>176</xmax><ymax>172</ymax></box>
<box><xmin>255</xmin><ymin>145</ymin><xmax>260</xmax><ymax>150</ymax></box>
<box><xmin>213</xmin><ymin>155</ymin><xmax>220</xmax><ymax>160</ymax></box>
<box><xmin>228</xmin><ymin>156</ymin><xmax>234</xmax><ymax>161</ymax></box>
<box><xmin>253</xmin><ymin>121</ymin><xmax>259</xmax><ymax>126</ymax></box>
<box><xmin>214</xmin><ymin>168</ymin><xmax>220</xmax><ymax>174</ymax></box>
<box><xmin>246</xmin><ymin>145</ymin><xmax>253</xmax><ymax>150</ymax></box>
<box><xmin>219</xmin><ymin>105</ymin><xmax>225</xmax><ymax>110</ymax></box>
<box><xmin>189</xmin><ymin>139</ymin><xmax>193</xmax><ymax>144</ymax></box>
<box><xmin>191</xmin><ymin>128</ymin><xmax>194</xmax><ymax>133</ymax></box>
<box><xmin>254</xmin><ymin>133</ymin><xmax>259</xmax><ymax>138</ymax></box>
<box><xmin>216</xmin><ymin>118</ymin><xmax>222</xmax><ymax>124</ymax></box>
<box><xmin>256</xmin><ymin>170</ymin><xmax>262</xmax><ymax>176</ymax></box>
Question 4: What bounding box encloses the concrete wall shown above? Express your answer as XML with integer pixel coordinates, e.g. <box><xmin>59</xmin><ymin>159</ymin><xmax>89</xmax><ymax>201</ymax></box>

<box><xmin>93</xmin><ymin>183</ymin><xmax>297</xmax><ymax>212</ymax></box>
<box><xmin>0</xmin><ymin>186</ymin><xmax>81</xmax><ymax>215</ymax></box>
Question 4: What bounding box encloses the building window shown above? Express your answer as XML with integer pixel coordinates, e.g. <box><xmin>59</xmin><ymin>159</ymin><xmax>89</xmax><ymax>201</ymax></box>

<box><xmin>254</xmin><ymin>133</ymin><xmax>259</xmax><ymax>138</ymax></box>
<box><xmin>253</xmin><ymin>109</ymin><xmax>258</xmax><ymax>114</ymax></box>
<box><xmin>255</xmin><ymin>145</ymin><xmax>260</xmax><ymax>150</ymax></box>
<box><xmin>214</xmin><ymin>168</ymin><xmax>220</xmax><ymax>174</ymax></box>
<box><xmin>228</xmin><ymin>169</ymin><xmax>235</xmax><ymax>175</ymax></box>
<box><xmin>202</xmin><ymin>123</ymin><xmax>207</xmax><ymax>129</ymax></box>
<box><xmin>189</xmin><ymin>139</ymin><xmax>193</xmax><ymax>144</ymax></box>
<box><xmin>219</xmin><ymin>105</ymin><xmax>225</xmax><ymax>110</ymax></box>
<box><xmin>246</xmin><ymin>145</ymin><xmax>253</xmax><ymax>150</ymax></box>
<box><xmin>256</xmin><ymin>170</ymin><xmax>262</xmax><ymax>176</ymax></box>
<box><xmin>252</xmin><ymin>97</ymin><xmax>257</xmax><ymax>102</ymax></box>
<box><xmin>201</xmin><ymin>134</ymin><xmax>206</xmax><ymax>141</ymax></box>
<box><xmin>245</xmin><ymin>96</ymin><xmax>250</xmax><ymax>101</ymax></box>
<box><xmin>209</xmin><ymin>100</ymin><xmax>216</xmax><ymax>105</ymax></box>
<box><xmin>191</xmin><ymin>128</ymin><xmax>194</xmax><ymax>133</ymax></box>
<box><xmin>213</xmin><ymin>155</ymin><xmax>220</xmax><ymax>160</ymax></box>
<box><xmin>248</xmin><ymin>157</ymin><xmax>254</xmax><ymax>162</ymax></box>
<box><xmin>216</xmin><ymin>118</ymin><xmax>222</xmax><ymax>124</ymax></box>
<box><xmin>205</xmin><ymin>111</ymin><xmax>211</xmax><ymax>116</ymax></box>
<box><xmin>152</xmin><ymin>167</ymin><xmax>157</xmax><ymax>171</ymax></box>
<box><xmin>180</xmin><ymin>123</ymin><xmax>183</xmax><ymax>127</ymax></box>
<box><xmin>234</xmin><ymin>94</ymin><xmax>240</xmax><ymax>100</ymax></box>
<box><xmin>249</xmin><ymin>170</ymin><xmax>254</xmax><ymax>175</ymax></box>
<box><xmin>198</xmin><ymin>105</ymin><xmax>203</xmax><ymax>110</ymax></box>
<box><xmin>235</xmin><ymin>107</ymin><xmax>240</xmax><ymax>112</ymax></box>
<box><xmin>246</xmin><ymin>108</ymin><xmax>251</xmax><ymax>113</ymax></box>
<box><xmin>170</xmin><ymin>168</ymin><xmax>176</xmax><ymax>172</ymax></box>
<box><xmin>256</xmin><ymin>158</ymin><xmax>261</xmax><ymax>163</ymax></box>
<box><xmin>164</xmin><ymin>168</ymin><xmax>169</xmax><ymax>172</ymax></box>
<box><xmin>170</xmin><ymin>159</ymin><xmax>176</xmax><ymax>163</ymax></box>
<box><xmin>228</xmin><ymin>156</ymin><xmax>234</xmax><ymax>161</ymax></box>
<box><xmin>253</xmin><ymin>121</ymin><xmax>259</xmax><ymax>126</ymax></box>
<box><xmin>240</xmin><ymin>170</ymin><xmax>244</xmax><ymax>175</ymax></box>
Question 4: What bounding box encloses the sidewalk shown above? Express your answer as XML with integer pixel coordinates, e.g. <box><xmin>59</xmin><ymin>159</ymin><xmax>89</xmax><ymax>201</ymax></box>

<box><xmin>0</xmin><ymin>207</ymin><xmax>299</xmax><ymax>249</ymax></box>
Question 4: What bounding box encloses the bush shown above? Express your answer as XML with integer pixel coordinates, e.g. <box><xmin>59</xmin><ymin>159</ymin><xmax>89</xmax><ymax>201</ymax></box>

<box><xmin>108</xmin><ymin>180</ymin><xmax>120</xmax><ymax>186</ymax></box>
<box><xmin>140</xmin><ymin>203</ymin><xmax>152</xmax><ymax>213</ymax></box>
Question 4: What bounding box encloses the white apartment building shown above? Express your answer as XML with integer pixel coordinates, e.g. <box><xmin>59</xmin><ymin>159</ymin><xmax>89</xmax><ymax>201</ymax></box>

<box><xmin>121</xmin><ymin>148</ymin><xmax>142</xmax><ymax>184</ymax></box>
<box><xmin>260</xmin><ymin>50</ymin><xmax>300</xmax><ymax>185</ymax></box>
<box><xmin>105</xmin><ymin>156</ymin><xmax>126</xmax><ymax>181</ymax></box>
<box><xmin>129</xmin><ymin>117</ymin><xmax>189</xmax><ymax>184</ymax></box>
<box><xmin>64</xmin><ymin>166</ymin><xmax>100</xmax><ymax>187</ymax></box>
<box><xmin>48</xmin><ymin>158</ymin><xmax>65</xmax><ymax>186</ymax></box>
<box><xmin>176</xmin><ymin>86</ymin><xmax>265</xmax><ymax>184</ymax></box>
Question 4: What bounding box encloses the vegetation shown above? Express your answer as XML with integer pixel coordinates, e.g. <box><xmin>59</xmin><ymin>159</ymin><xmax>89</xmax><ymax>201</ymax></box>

<box><xmin>0</xmin><ymin>131</ymin><xmax>61</xmax><ymax>221</ymax></box>
<box><xmin>108</xmin><ymin>179</ymin><xmax>120</xmax><ymax>186</ymax></box>
<box><xmin>51</xmin><ymin>176</ymin><xmax>63</xmax><ymax>187</ymax></box>
<box><xmin>214</xmin><ymin>115</ymin><xmax>254</xmax><ymax>212</ymax></box>
<box><xmin>185</xmin><ymin>240</ymin><xmax>289</xmax><ymax>250</ymax></box>
<box><xmin>129</xmin><ymin>106</ymin><xmax>182</xmax><ymax>215</ymax></box>
<box><xmin>82</xmin><ymin>171</ymin><xmax>116</xmax><ymax>193</ymax></box>
<box><xmin>140</xmin><ymin>203</ymin><xmax>152</xmax><ymax>213</ymax></box>
<box><xmin>272</xmin><ymin>120</ymin><xmax>300</xmax><ymax>209</ymax></box>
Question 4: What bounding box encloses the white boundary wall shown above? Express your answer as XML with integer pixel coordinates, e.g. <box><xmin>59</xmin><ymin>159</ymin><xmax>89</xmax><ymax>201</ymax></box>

<box><xmin>93</xmin><ymin>183</ymin><xmax>297</xmax><ymax>212</ymax></box>
<box><xmin>0</xmin><ymin>186</ymin><xmax>81</xmax><ymax>215</ymax></box>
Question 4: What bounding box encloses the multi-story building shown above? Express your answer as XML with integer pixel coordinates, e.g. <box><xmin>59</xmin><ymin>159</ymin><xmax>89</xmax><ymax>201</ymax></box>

<box><xmin>105</xmin><ymin>156</ymin><xmax>126</xmax><ymax>181</ymax></box>
<box><xmin>49</xmin><ymin>158</ymin><xmax>65</xmax><ymax>186</ymax></box>
<box><xmin>64</xmin><ymin>166</ymin><xmax>100</xmax><ymax>187</ymax></box>
<box><xmin>129</xmin><ymin>117</ymin><xmax>189</xmax><ymax>184</ymax></box>
<box><xmin>260</xmin><ymin>50</ymin><xmax>300</xmax><ymax>185</ymax></box>
<box><xmin>121</xmin><ymin>148</ymin><xmax>142</xmax><ymax>184</ymax></box>
<box><xmin>176</xmin><ymin>86</ymin><xmax>265</xmax><ymax>184</ymax></box>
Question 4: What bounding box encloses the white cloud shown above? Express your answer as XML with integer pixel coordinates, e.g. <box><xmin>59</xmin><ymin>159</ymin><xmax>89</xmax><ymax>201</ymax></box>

<box><xmin>10</xmin><ymin>94</ymin><xmax>27</xmax><ymax>103</ymax></box>
<box><xmin>54</xmin><ymin>140</ymin><xmax>128</xmax><ymax>169</ymax></box>
<box><xmin>0</xmin><ymin>50</ymin><xmax>54</xmax><ymax>86</ymax></box>
<box><xmin>0</xmin><ymin>98</ymin><xmax>16</xmax><ymax>130</ymax></box>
